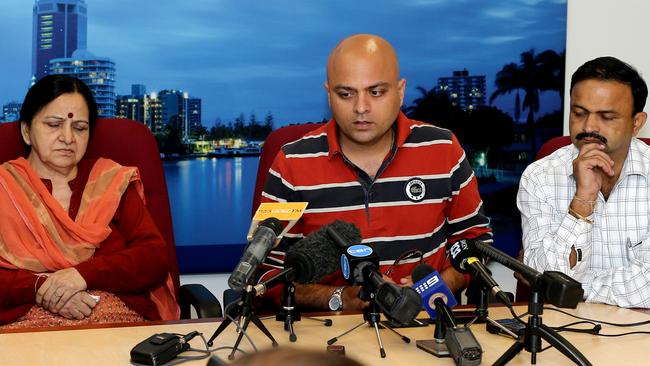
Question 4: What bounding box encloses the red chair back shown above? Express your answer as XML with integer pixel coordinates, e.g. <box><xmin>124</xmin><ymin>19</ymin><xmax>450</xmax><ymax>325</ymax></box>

<box><xmin>535</xmin><ymin>136</ymin><xmax>571</xmax><ymax>160</ymax></box>
<box><xmin>251</xmin><ymin>122</ymin><xmax>324</xmax><ymax>216</ymax></box>
<box><xmin>0</xmin><ymin>119</ymin><xmax>180</xmax><ymax>294</ymax></box>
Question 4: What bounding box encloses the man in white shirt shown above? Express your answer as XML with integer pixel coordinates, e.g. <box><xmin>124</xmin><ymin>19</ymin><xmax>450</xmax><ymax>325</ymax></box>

<box><xmin>517</xmin><ymin>56</ymin><xmax>650</xmax><ymax>307</ymax></box>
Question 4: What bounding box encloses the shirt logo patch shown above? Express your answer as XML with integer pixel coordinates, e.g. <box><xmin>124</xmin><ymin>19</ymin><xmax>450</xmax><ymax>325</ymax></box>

<box><xmin>405</xmin><ymin>178</ymin><xmax>426</xmax><ymax>201</ymax></box>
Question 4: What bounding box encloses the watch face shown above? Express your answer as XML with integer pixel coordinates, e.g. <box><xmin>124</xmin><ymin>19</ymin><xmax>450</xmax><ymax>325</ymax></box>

<box><xmin>329</xmin><ymin>295</ymin><xmax>342</xmax><ymax>311</ymax></box>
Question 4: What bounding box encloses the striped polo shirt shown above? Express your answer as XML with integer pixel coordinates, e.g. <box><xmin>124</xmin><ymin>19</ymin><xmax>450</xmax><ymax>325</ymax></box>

<box><xmin>260</xmin><ymin>111</ymin><xmax>492</xmax><ymax>286</ymax></box>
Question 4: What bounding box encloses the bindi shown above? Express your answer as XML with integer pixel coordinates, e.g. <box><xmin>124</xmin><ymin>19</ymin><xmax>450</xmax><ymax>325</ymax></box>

<box><xmin>67</xmin><ymin>112</ymin><xmax>74</xmax><ymax>118</ymax></box>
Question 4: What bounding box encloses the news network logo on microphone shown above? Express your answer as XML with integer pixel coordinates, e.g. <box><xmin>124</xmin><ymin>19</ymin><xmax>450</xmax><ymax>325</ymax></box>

<box><xmin>347</xmin><ymin>244</ymin><xmax>373</xmax><ymax>257</ymax></box>
<box><xmin>413</xmin><ymin>270</ymin><xmax>457</xmax><ymax>319</ymax></box>
<box><xmin>449</xmin><ymin>239</ymin><xmax>470</xmax><ymax>262</ymax></box>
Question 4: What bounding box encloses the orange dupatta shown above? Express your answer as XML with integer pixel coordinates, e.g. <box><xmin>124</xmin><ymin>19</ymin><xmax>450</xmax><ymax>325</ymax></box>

<box><xmin>0</xmin><ymin>157</ymin><xmax>179</xmax><ymax>320</ymax></box>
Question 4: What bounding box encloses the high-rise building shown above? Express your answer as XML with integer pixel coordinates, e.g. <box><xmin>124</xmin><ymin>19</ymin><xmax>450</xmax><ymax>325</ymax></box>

<box><xmin>156</xmin><ymin>90</ymin><xmax>202</xmax><ymax>139</ymax></box>
<box><xmin>188</xmin><ymin>98</ymin><xmax>202</xmax><ymax>135</ymax></box>
<box><xmin>32</xmin><ymin>0</ymin><xmax>87</xmax><ymax>81</ymax></box>
<box><xmin>116</xmin><ymin>85</ymin><xmax>160</xmax><ymax>130</ymax></box>
<box><xmin>115</xmin><ymin>95</ymin><xmax>141</xmax><ymax>121</ymax></box>
<box><xmin>438</xmin><ymin>69</ymin><xmax>486</xmax><ymax>111</ymax></box>
<box><xmin>149</xmin><ymin>93</ymin><xmax>163</xmax><ymax>133</ymax></box>
<box><xmin>158</xmin><ymin>89</ymin><xmax>184</xmax><ymax>128</ymax></box>
<box><xmin>131</xmin><ymin>84</ymin><xmax>146</xmax><ymax>97</ymax></box>
<box><xmin>2</xmin><ymin>102</ymin><xmax>22</xmax><ymax>122</ymax></box>
<box><xmin>49</xmin><ymin>49</ymin><xmax>116</xmax><ymax>117</ymax></box>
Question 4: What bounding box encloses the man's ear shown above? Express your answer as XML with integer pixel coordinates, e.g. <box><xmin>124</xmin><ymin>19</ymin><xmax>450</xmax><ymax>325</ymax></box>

<box><xmin>632</xmin><ymin>111</ymin><xmax>647</xmax><ymax>136</ymax></box>
<box><xmin>324</xmin><ymin>81</ymin><xmax>332</xmax><ymax>108</ymax></box>
<box><xmin>397</xmin><ymin>78</ymin><xmax>406</xmax><ymax>106</ymax></box>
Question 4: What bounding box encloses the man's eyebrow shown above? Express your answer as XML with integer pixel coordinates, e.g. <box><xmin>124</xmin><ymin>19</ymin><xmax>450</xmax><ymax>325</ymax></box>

<box><xmin>367</xmin><ymin>82</ymin><xmax>390</xmax><ymax>89</ymax></box>
<box><xmin>571</xmin><ymin>104</ymin><xmax>621</xmax><ymax>115</ymax></box>
<box><xmin>333</xmin><ymin>85</ymin><xmax>355</xmax><ymax>91</ymax></box>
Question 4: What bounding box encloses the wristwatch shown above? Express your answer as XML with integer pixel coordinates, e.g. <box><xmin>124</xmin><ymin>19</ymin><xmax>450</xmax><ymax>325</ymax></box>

<box><xmin>328</xmin><ymin>286</ymin><xmax>345</xmax><ymax>311</ymax></box>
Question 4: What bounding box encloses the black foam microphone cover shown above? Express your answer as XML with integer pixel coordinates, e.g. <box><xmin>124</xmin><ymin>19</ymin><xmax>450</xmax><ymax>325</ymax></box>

<box><xmin>284</xmin><ymin>225</ymin><xmax>342</xmax><ymax>284</ymax></box>
<box><xmin>326</xmin><ymin>220</ymin><xmax>363</xmax><ymax>248</ymax></box>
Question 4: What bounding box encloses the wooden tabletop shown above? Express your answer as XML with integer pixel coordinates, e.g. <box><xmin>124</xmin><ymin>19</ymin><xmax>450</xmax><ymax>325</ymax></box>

<box><xmin>1</xmin><ymin>303</ymin><xmax>649</xmax><ymax>365</ymax></box>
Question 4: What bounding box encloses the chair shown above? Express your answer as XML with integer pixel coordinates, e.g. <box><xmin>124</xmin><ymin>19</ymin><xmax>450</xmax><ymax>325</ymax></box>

<box><xmin>251</xmin><ymin>122</ymin><xmax>325</xmax><ymax>216</ymax></box>
<box><xmin>217</xmin><ymin>122</ymin><xmax>325</xmax><ymax>312</ymax></box>
<box><xmin>0</xmin><ymin>119</ymin><xmax>222</xmax><ymax>319</ymax></box>
<box><xmin>515</xmin><ymin>135</ymin><xmax>650</xmax><ymax>301</ymax></box>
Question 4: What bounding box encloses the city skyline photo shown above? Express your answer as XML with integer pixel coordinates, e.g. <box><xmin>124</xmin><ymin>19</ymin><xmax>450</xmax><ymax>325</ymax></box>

<box><xmin>2</xmin><ymin>0</ymin><xmax>567</xmax><ymax>127</ymax></box>
<box><xmin>0</xmin><ymin>1</ymin><xmax>568</xmax><ymax>271</ymax></box>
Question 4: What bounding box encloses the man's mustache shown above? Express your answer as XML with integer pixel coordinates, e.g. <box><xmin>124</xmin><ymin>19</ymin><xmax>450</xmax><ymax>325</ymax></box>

<box><xmin>575</xmin><ymin>132</ymin><xmax>608</xmax><ymax>145</ymax></box>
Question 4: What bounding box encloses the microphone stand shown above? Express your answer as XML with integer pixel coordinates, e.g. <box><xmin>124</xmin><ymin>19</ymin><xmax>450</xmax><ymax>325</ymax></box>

<box><xmin>275</xmin><ymin>279</ymin><xmax>333</xmax><ymax>342</ymax></box>
<box><xmin>493</xmin><ymin>286</ymin><xmax>591</xmax><ymax>366</ymax></box>
<box><xmin>416</xmin><ymin>309</ymin><xmax>451</xmax><ymax>356</ymax></box>
<box><xmin>466</xmin><ymin>285</ymin><xmax>519</xmax><ymax>339</ymax></box>
<box><xmin>326</xmin><ymin>290</ymin><xmax>411</xmax><ymax>358</ymax></box>
<box><xmin>207</xmin><ymin>284</ymin><xmax>278</xmax><ymax>361</ymax></box>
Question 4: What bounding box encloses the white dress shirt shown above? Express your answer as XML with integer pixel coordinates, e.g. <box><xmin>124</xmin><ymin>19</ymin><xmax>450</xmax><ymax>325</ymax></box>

<box><xmin>517</xmin><ymin>138</ymin><xmax>650</xmax><ymax>307</ymax></box>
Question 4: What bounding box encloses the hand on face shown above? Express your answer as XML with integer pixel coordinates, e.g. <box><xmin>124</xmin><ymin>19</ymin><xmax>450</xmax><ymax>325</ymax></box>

<box><xmin>572</xmin><ymin>142</ymin><xmax>615</xmax><ymax>200</ymax></box>
<box><xmin>36</xmin><ymin>267</ymin><xmax>88</xmax><ymax>313</ymax></box>
<box><xmin>57</xmin><ymin>291</ymin><xmax>98</xmax><ymax>320</ymax></box>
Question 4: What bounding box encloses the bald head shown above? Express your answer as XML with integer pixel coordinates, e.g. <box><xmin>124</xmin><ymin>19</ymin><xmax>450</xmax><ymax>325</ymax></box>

<box><xmin>326</xmin><ymin>34</ymin><xmax>400</xmax><ymax>83</ymax></box>
<box><xmin>323</xmin><ymin>34</ymin><xmax>406</xmax><ymax>150</ymax></box>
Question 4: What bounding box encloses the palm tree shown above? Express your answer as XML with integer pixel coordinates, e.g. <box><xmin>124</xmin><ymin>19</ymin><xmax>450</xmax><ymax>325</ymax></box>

<box><xmin>490</xmin><ymin>62</ymin><xmax>523</xmax><ymax>123</ymax></box>
<box><xmin>490</xmin><ymin>49</ymin><xmax>564</xmax><ymax>160</ymax></box>
<box><xmin>403</xmin><ymin>86</ymin><xmax>465</xmax><ymax>135</ymax></box>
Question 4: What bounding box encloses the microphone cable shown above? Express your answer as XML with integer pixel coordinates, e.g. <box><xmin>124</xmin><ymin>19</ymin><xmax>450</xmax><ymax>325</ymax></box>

<box><xmin>542</xmin><ymin>306</ymin><xmax>650</xmax><ymax>338</ymax></box>
<box><xmin>543</xmin><ymin>306</ymin><xmax>650</xmax><ymax>327</ymax></box>
<box><xmin>502</xmin><ymin>306</ymin><xmax>650</xmax><ymax>343</ymax></box>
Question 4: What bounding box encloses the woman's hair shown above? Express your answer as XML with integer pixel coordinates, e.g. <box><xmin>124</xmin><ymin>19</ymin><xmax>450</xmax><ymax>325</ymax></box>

<box><xmin>228</xmin><ymin>348</ymin><xmax>365</xmax><ymax>366</ymax></box>
<box><xmin>19</xmin><ymin>74</ymin><xmax>98</xmax><ymax>133</ymax></box>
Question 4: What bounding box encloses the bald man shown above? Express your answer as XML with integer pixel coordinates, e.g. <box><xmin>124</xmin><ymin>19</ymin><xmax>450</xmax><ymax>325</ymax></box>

<box><xmin>259</xmin><ymin>34</ymin><xmax>492</xmax><ymax>311</ymax></box>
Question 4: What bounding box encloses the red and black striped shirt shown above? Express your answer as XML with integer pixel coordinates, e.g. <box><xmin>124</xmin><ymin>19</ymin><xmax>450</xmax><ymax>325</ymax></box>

<box><xmin>260</xmin><ymin>112</ymin><xmax>492</xmax><ymax>289</ymax></box>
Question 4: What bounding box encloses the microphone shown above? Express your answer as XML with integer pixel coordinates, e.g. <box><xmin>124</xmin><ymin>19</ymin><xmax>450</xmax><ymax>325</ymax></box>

<box><xmin>253</xmin><ymin>230</ymin><xmax>341</xmax><ymax>295</ymax></box>
<box><xmin>413</xmin><ymin>264</ymin><xmax>482</xmax><ymax>365</ymax></box>
<box><xmin>469</xmin><ymin>239</ymin><xmax>584</xmax><ymax>308</ymax></box>
<box><xmin>412</xmin><ymin>264</ymin><xmax>458</xmax><ymax>319</ymax></box>
<box><xmin>436</xmin><ymin>298</ymin><xmax>483</xmax><ymax>366</ymax></box>
<box><xmin>448</xmin><ymin>239</ymin><xmax>512</xmax><ymax>307</ymax></box>
<box><xmin>229</xmin><ymin>217</ymin><xmax>284</xmax><ymax>290</ymax></box>
<box><xmin>325</xmin><ymin>221</ymin><xmax>422</xmax><ymax>325</ymax></box>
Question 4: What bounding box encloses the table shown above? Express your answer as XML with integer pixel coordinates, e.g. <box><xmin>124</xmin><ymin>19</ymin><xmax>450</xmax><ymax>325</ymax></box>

<box><xmin>1</xmin><ymin>303</ymin><xmax>649</xmax><ymax>365</ymax></box>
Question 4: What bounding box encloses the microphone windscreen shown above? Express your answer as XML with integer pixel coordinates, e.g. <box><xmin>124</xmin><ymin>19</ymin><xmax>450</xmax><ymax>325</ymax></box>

<box><xmin>412</xmin><ymin>264</ymin><xmax>435</xmax><ymax>283</ymax></box>
<box><xmin>285</xmin><ymin>226</ymin><xmax>340</xmax><ymax>284</ymax></box>
<box><xmin>327</xmin><ymin>220</ymin><xmax>362</xmax><ymax>247</ymax></box>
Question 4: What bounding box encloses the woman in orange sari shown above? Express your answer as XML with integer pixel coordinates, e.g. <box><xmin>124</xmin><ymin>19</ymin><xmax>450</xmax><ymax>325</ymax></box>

<box><xmin>0</xmin><ymin>75</ymin><xmax>179</xmax><ymax>329</ymax></box>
